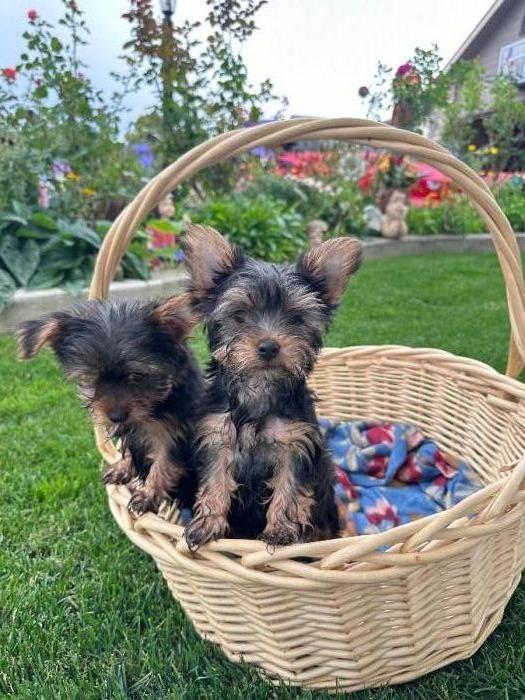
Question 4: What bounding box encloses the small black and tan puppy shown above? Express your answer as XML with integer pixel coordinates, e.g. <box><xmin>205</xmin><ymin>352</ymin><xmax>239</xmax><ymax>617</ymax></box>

<box><xmin>182</xmin><ymin>224</ymin><xmax>362</xmax><ymax>548</ymax></box>
<box><xmin>18</xmin><ymin>295</ymin><xmax>204</xmax><ymax>515</ymax></box>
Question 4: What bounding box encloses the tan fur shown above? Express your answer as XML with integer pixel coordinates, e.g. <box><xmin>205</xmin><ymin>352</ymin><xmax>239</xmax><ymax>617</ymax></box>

<box><xmin>102</xmin><ymin>453</ymin><xmax>134</xmax><ymax>485</ymax></box>
<box><xmin>223</xmin><ymin>331</ymin><xmax>313</xmax><ymax>377</ymax></box>
<box><xmin>262</xmin><ymin>418</ymin><xmax>317</xmax><ymax>542</ymax></box>
<box><xmin>128</xmin><ymin>418</ymin><xmax>185</xmax><ymax>514</ymax></box>
<box><xmin>152</xmin><ymin>292</ymin><xmax>197</xmax><ymax>340</ymax></box>
<box><xmin>185</xmin><ymin>413</ymin><xmax>238</xmax><ymax>544</ymax></box>
<box><xmin>17</xmin><ymin>317</ymin><xmax>60</xmax><ymax>358</ymax></box>
<box><xmin>183</xmin><ymin>224</ymin><xmax>237</xmax><ymax>294</ymax></box>
<box><xmin>301</xmin><ymin>237</ymin><xmax>363</xmax><ymax>305</ymax></box>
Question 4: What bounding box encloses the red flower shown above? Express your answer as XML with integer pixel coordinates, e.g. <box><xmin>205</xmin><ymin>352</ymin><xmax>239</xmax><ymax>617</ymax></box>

<box><xmin>2</xmin><ymin>67</ymin><xmax>17</xmax><ymax>81</ymax></box>
<box><xmin>27</xmin><ymin>8</ymin><xmax>38</xmax><ymax>21</ymax></box>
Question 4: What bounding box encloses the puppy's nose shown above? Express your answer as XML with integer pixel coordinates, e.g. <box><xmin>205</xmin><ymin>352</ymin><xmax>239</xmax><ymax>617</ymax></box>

<box><xmin>257</xmin><ymin>339</ymin><xmax>280</xmax><ymax>360</ymax></box>
<box><xmin>107</xmin><ymin>408</ymin><xmax>129</xmax><ymax>424</ymax></box>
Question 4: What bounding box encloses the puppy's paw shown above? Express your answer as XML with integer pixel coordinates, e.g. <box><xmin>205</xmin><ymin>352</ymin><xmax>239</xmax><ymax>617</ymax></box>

<box><xmin>127</xmin><ymin>488</ymin><xmax>160</xmax><ymax>516</ymax></box>
<box><xmin>184</xmin><ymin>514</ymin><xmax>229</xmax><ymax>551</ymax></box>
<box><xmin>261</xmin><ymin>522</ymin><xmax>301</xmax><ymax>549</ymax></box>
<box><xmin>102</xmin><ymin>459</ymin><xmax>133</xmax><ymax>485</ymax></box>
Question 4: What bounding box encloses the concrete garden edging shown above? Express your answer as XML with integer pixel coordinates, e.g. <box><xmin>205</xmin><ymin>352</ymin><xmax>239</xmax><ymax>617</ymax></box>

<box><xmin>0</xmin><ymin>268</ymin><xmax>187</xmax><ymax>334</ymax></box>
<box><xmin>1</xmin><ymin>233</ymin><xmax>524</xmax><ymax>334</ymax></box>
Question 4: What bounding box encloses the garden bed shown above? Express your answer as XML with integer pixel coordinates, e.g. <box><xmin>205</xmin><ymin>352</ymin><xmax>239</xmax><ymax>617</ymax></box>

<box><xmin>2</xmin><ymin>233</ymin><xmax>524</xmax><ymax>334</ymax></box>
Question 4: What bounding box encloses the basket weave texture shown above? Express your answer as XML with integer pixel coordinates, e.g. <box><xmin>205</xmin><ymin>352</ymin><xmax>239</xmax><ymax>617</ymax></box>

<box><xmin>89</xmin><ymin>119</ymin><xmax>525</xmax><ymax>693</ymax></box>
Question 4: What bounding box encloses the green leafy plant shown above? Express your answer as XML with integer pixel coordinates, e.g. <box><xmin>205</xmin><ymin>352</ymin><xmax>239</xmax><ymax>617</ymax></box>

<box><xmin>120</xmin><ymin>0</ymin><xmax>281</xmax><ymax>191</ymax></box>
<box><xmin>0</xmin><ymin>206</ymin><xmax>150</xmax><ymax>311</ymax></box>
<box><xmin>0</xmin><ymin>2</ymin><xmax>143</xmax><ymax>217</ymax></box>
<box><xmin>190</xmin><ymin>192</ymin><xmax>307</xmax><ymax>262</ymax></box>
<box><xmin>406</xmin><ymin>197</ymin><xmax>485</xmax><ymax>235</ymax></box>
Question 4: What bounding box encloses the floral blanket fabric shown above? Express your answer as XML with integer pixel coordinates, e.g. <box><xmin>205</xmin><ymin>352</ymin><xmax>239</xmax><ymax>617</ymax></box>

<box><xmin>320</xmin><ymin>419</ymin><xmax>482</xmax><ymax>536</ymax></box>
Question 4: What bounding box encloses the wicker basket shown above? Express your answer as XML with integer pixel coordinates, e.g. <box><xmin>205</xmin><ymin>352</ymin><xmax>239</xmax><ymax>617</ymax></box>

<box><xmin>89</xmin><ymin>118</ymin><xmax>525</xmax><ymax>693</ymax></box>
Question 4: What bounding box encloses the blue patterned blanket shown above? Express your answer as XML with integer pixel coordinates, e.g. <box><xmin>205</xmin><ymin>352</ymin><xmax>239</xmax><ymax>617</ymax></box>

<box><xmin>320</xmin><ymin>419</ymin><xmax>482</xmax><ymax>536</ymax></box>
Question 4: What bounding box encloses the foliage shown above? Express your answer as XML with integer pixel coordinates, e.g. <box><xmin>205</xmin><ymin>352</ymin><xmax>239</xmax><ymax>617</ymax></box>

<box><xmin>439</xmin><ymin>60</ymin><xmax>484</xmax><ymax>163</ymax></box>
<box><xmin>0</xmin><ymin>2</ymin><xmax>143</xmax><ymax>217</ymax></box>
<box><xmin>190</xmin><ymin>192</ymin><xmax>307</xmax><ymax>262</ymax></box>
<box><xmin>493</xmin><ymin>181</ymin><xmax>525</xmax><ymax>232</ymax></box>
<box><xmin>407</xmin><ymin>197</ymin><xmax>485</xmax><ymax>235</ymax></box>
<box><xmin>407</xmin><ymin>180</ymin><xmax>525</xmax><ymax>235</ymax></box>
<box><xmin>364</xmin><ymin>46</ymin><xmax>453</xmax><ymax>132</ymax></box>
<box><xmin>484</xmin><ymin>76</ymin><xmax>525</xmax><ymax>171</ymax></box>
<box><xmin>121</xmin><ymin>0</ymin><xmax>279</xmax><ymax>190</ymax></box>
<box><xmin>440</xmin><ymin>64</ymin><xmax>525</xmax><ymax>171</ymax></box>
<box><xmin>0</xmin><ymin>205</ymin><xmax>150</xmax><ymax>311</ymax></box>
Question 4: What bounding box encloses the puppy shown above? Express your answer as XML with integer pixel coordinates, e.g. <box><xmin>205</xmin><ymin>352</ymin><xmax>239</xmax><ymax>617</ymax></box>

<box><xmin>18</xmin><ymin>295</ymin><xmax>205</xmax><ymax>515</ymax></box>
<box><xmin>182</xmin><ymin>225</ymin><xmax>362</xmax><ymax>548</ymax></box>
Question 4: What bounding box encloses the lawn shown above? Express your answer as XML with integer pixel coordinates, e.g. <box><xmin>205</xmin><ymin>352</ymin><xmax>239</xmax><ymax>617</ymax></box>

<box><xmin>2</xmin><ymin>252</ymin><xmax>525</xmax><ymax>699</ymax></box>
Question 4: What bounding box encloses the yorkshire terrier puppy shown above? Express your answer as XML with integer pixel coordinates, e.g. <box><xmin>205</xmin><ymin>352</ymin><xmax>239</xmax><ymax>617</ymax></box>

<box><xmin>18</xmin><ymin>295</ymin><xmax>204</xmax><ymax>516</ymax></box>
<box><xmin>182</xmin><ymin>224</ymin><xmax>362</xmax><ymax>548</ymax></box>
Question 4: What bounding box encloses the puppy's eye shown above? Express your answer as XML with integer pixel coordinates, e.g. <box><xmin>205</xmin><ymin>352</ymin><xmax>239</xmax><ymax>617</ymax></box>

<box><xmin>290</xmin><ymin>313</ymin><xmax>304</xmax><ymax>326</ymax></box>
<box><xmin>233</xmin><ymin>310</ymin><xmax>248</xmax><ymax>324</ymax></box>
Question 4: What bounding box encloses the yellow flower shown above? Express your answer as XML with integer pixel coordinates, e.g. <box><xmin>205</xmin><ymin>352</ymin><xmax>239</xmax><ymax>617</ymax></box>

<box><xmin>81</xmin><ymin>187</ymin><xmax>96</xmax><ymax>197</ymax></box>
<box><xmin>491</xmin><ymin>146</ymin><xmax>499</xmax><ymax>155</ymax></box>
<box><xmin>468</xmin><ymin>144</ymin><xmax>476</xmax><ymax>152</ymax></box>
<box><xmin>66</xmin><ymin>171</ymin><xmax>81</xmax><ymax>181</ymax></box>
<box><xmin>377</xmin><ymin>154</ymin><xmax>392</xmax><ymax>173</ymax></box>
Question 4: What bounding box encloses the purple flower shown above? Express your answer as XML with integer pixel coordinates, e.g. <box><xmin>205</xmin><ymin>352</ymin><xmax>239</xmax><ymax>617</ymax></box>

<box><xmin>51</xmin><ymin>159</ymin><xmax>71</xmax><ymax>181</ymax></box>
<box><xmin>396</xmin><ymin>62</ymin><xmax>413</xmax><ymax>77</ymax></box>
<box><xmin>174</xmin><ymin>249</ymin><xmax>185</xmax><ymax>263</ymax></box>
<box><xmin>132</xmin><ymin>143</ymin><xmax>155</xmax><ymax>169</ymax></box>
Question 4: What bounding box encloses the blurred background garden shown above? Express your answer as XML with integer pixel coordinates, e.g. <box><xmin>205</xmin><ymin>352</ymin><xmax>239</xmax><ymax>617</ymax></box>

<box><xmin>1</xmin><ymin>0</ymin><xmax>525</xmax><ymax>315</ymax></box>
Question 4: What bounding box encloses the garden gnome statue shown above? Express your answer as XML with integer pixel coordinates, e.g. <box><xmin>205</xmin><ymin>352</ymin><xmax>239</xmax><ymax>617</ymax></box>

<box><xmin>307</xmin><ymin>219</ymin><xmax>328</xmax><ymax>248</ymax></box>
<box><xmin>381</xmin><ymin>190</ymin><xmax>408</xmax><ymax>239</ymax></box>
<box><xmin>158</xmin><ymin>193</ymin><xmax>175</xmax><ymax>220</ymax></box>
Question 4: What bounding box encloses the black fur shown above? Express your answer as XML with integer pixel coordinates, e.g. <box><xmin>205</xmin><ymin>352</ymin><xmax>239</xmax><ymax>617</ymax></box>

<box><xmin>18</xmin><ymin>298</ymin><xmax>204</xmax><ymax>513</ymax></box>
<box><xmin>183</xmin><ymin>228</ymin><xmax>362</xmax><ymax>548</ymax></box>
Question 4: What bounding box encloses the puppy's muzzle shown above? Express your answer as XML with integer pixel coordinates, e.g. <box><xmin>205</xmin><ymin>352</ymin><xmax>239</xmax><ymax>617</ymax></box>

<box><xmin>257</xmin><ymin>339</ymin><xmax>280</xmax><ymax>360</ymax></box>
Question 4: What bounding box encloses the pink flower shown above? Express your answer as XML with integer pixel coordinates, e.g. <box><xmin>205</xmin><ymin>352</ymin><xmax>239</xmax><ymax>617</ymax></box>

<box><xmin>396</xmin><ymin>62</ymin><xmax>413</xmax><ymax>78</ymax></box>
<box><xmin>38</xmin><ymin>179</ymin><xmax>51</xmax><ymax>209</ymax></box>
<box><xmin>27</xmin><ymin>8</ymin><xmax>38</xmax><ymax>21</ymax></box>
<box><xmin>2</xmin><ymin>67</ymin><xmax>17</xmax><ymax>81</ymax></box>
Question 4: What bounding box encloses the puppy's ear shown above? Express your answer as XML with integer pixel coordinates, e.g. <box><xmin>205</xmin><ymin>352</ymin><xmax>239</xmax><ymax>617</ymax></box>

<box><xmin>296</xmin><ymin>237</ymin><xmax>363</xmax><ymax>306</ymax></box>
<box><xmin>152</xmin><ymin>292</ymin><xmax>198</xmax><ymax>341</ymax></box>
<box><xmin>181</xmin><ymin>224</ymin><xmax>243</xmax><ymax>305</ymax></box>
<box><xmin>17</xmin><ymin>315</ymin><xmax>63</xmax><ymax>359</ymax></box>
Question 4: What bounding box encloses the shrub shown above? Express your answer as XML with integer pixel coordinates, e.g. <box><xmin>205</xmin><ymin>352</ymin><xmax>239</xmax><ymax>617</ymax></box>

<box><xmin>190</xmin><ymin>192</ymin><xmax>307</xmax><ymax>262</ymax></box>
<box><xmin>0</xmin><ymin>205</ymin><xmax>150</xmax><ymax>311</ymax></box>
<box><xmin>495</xmin><ymin>182</ymin><xmax>525</xmax><ymax>232</ymax></box>
<box><xmin>407</xmin><ymin>197</ymin><xmax>485</xmax><ymax>235</ymax></box>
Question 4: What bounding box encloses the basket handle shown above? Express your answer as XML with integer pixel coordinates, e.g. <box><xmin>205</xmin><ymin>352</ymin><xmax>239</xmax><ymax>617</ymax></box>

<box><xmin>89</xmin><ymin>117</ymin><xmax>525</xmax><ymax>376</ymax></box>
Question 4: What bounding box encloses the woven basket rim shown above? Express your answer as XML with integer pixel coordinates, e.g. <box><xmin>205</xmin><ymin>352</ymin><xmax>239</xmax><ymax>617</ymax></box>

<box><xmin>88</xmin><ymin>117</ymin><xmax>525</xmax><ymax>587</ymax></box>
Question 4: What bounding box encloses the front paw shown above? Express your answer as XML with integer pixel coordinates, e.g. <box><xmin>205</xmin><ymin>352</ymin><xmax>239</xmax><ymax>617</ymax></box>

<box><xmin>184</xmin><ymin>514</ymin><xmax>229</xmax><ymax>551</ymax></box>
<box><xmin>261</xmin><ymin>521</ymin><xmax>302</xmax><ymax>548</ymax></box>
<box><xmin>127</xmin><ymin>488</ymin><xmax>160</xmax><ymax>515</ymax></box>
<box><xmin>102</xmin><ymin>459</ymin><xmax>133</xmax><ymax>485</ymax></box>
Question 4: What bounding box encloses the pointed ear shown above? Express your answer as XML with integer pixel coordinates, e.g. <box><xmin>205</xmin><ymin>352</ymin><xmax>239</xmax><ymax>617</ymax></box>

<box><xmin>181</xmin><ymin>224</ymin><xmax>242</xmax><ymax>303</ymax></box>
<box><xmin>17</xmin><ymin>315</ymin><xmax>63</xmax><ymax>359</ymax></box>
<box><xmin>152</xmin><ymin>292</ymin><xmax>198</xmax><ymax>340</ymax></box>
<box><xmin>297</xmin><ymin>237</ymin><xmax>363</xmax><ymax>306</ymax></box>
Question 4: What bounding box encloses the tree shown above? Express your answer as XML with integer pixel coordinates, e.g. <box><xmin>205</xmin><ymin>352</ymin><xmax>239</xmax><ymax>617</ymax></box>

<box><xmin>121</xmin><ymin>0</ymin><xmax>279</xmax><ymax>190</ymax></box>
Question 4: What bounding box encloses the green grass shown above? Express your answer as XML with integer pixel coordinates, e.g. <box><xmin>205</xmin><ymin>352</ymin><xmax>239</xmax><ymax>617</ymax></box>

<box><xmin>2</xmin><ymin>252</ymin><xmax>525</xmax><ymax>699</ymax></box>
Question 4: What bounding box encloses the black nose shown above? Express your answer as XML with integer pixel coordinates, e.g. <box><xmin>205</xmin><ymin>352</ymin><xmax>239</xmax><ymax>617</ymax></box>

<box><xmin>107</xmin><ymin>408</ymin><xmax>129</xmax><ymax>424</ymax></box>
<box><xmin>257</xmin><ymin>339</ymin><xmax>280</xmax><ymax>360</ymax></box>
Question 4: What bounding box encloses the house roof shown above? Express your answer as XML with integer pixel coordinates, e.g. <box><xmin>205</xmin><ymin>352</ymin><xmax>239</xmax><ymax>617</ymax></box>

<box><xmin>446</xmin><ymin>0</ymin><xmax>513</xmax><ymax>68</ymax></box>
